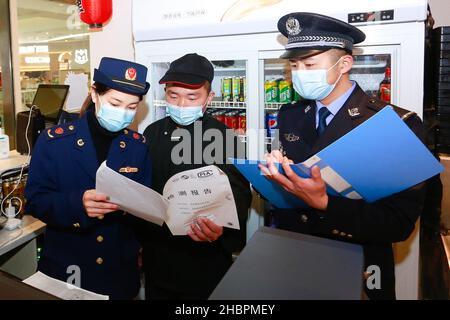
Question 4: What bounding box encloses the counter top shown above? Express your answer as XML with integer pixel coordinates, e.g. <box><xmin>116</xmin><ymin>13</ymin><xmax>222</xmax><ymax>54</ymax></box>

<box><xmin>0</xmin><ymin>270</ymin><xmax>58</xmax><ymax>300</ymax></box>
<box><xmin>0</xmin><ymin>150</ymin><xmax>29</xmax><ymax>175</ymax></box>
<box><xmin>0</xmin><ymin>215</ymin><xmax>46</xmax><ymax>257</ymax></box>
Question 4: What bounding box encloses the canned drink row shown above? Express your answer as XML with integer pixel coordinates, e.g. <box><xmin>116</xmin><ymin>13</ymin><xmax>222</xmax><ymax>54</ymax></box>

<box><xmin>265</xmin><ymin>78</ymin><xmax>300</xmax><ymax>103</ymax></box>
<box><xmin>222</xmin><ymin>77</ymin><xmax>246</xmax><ymax>102</ymax></box>
<box><xmin>207</xmin><ymin>109</ymin><xmax>246</xmax><ymax>133</ymax></box>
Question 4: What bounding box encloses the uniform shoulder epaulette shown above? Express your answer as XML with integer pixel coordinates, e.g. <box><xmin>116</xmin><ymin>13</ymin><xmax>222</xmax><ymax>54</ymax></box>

<box><xmin>122</xmin><ymin>129</ymin><xmax>147</xmax><ymax>144</ymax></box>
<box><xmin>367</xmin><ymin>97</ymin><xmax>416</xmax><ymax>121</ymax></box>
<box><xmin>46</xmin><ymin>123</ymin><xmax>77</xmax><ymax>141</ymax></box>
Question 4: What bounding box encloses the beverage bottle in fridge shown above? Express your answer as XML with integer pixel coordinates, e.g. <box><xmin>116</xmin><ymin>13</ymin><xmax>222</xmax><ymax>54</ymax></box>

<box><xmin>379</xmin><ymin>67</ymin><xmax>391</xmax><ymax>103</ymax></box>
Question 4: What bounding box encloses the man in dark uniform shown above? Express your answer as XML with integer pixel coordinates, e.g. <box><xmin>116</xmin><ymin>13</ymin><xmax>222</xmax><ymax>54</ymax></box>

<box><xmin>142</xmin><ymin>53</ymin><xmax>252</xmax><ymax>299</ymax></box>
<box><xmin>259</xmin><ymin>12</ymin><xmax>427</xmax><ymax>299</ymax></box>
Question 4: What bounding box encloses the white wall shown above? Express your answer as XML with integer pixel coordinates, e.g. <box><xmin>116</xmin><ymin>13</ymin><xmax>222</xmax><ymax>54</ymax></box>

<box><xmin>428</xmin><ymin>0</ymin><xmax>450</xmax><ymax>27</ymax></box>
<box><xmin>89</xmin><ymin>0</ymin><xmax>134</xmax><ymax>77</ymax></box>
<box><xmin>88</xmin><ymin>0</ymin><xmax>138</xmax><ymax>129</ymax></box>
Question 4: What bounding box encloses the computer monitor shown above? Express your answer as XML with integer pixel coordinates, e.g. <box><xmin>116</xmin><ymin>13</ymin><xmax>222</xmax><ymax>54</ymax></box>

<box><xmin>31</xmin><ymin>84</ymin><xmax>69</xmax><ymax>123</ymax></box>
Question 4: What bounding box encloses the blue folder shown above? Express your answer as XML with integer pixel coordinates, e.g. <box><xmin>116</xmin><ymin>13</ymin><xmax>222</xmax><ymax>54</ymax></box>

<box><xmin>231</xmin><ymin>106</ymin><xmax>444</xmax><ymax>209</ymax></box>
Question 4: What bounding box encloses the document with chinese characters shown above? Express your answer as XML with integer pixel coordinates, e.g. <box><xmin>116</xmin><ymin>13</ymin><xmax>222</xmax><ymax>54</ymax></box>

<box><xmin>96</xmin><ymin>163</ymin><xmax>239</xmax><ymax>235</ymax></box>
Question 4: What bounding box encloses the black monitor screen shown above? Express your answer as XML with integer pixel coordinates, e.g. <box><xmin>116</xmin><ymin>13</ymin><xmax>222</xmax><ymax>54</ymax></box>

<box><xmin>32</xmin><ymin>84</ymin><xmax>69</xmax><ymax>120</ymax></box>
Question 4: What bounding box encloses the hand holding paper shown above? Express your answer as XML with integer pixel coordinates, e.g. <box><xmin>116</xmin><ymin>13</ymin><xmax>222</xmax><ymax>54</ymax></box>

<box><xmin>96</xmin><ymin>163</ymin><xmax>240</xmax><ymax>235</ymax></box>
<box><xmin>232</xmin><ymin>106</ymin><xmax>444</xmax><ymax>209</ymax></box>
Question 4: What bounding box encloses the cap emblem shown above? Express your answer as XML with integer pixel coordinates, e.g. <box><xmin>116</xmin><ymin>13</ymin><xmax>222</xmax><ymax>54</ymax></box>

<box><xmin>125</xmin><ymin>68</ymin><xmax>137</xmax><ymax>81</ymax></box>
<box><xmin>286</xmin><ymin>17</ymin><xmax>302</xmax><ymax>36</ymax></box>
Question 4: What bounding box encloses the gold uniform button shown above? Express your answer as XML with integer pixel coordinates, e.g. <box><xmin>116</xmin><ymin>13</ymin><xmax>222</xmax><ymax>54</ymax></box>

<box><xmin>340</xmin><ymin>232</ymin><xmax>347</xmax><ymax>237</ymax></box>
<box><xmin>119</xmin><ymin>141</ymin><xmax>126</xmax><ymax>149</ymax></box>
<box><xmin>300</xmin><ymin>214</ymin><xmax>308</xmax><ymax>223</ymax></box>
<box><xmin>124</xmin><ymin>129</ymin><xmax>129</xmax><ymax>135</ymax></box>
<box><xmin>347</xmin><ymin>234</ymin><xmax>353</xmax><ymax>239</ymax></box>
<box><xmin>68</xmin><ymin>125</ymin><xmax>75</xmax><ymax>131</ymax></box>
<box><xmin>97</xmin><ymin>215</ymin><xmax>104</xmax><ymax>220</ymax></box>
<box><xmin>97</xmin><ymin>235</ymin><xmax>104</xmax><ymax>243</ymax></box>
<box><xmin>77</xmin><ymin>139</ymin><xmax>85</xmax><ymax>147</ymax></box>
<box><xmin>96</xmin><ymin>257</ymin><xmax>103</xmax><ymax>265</ymax></box>
<box><xmin>73</xmin><ymin>223</ymin><xmax>80</xmax><ymax>228</ymax></box>
<box><xmin>332</xmin><ymin>229</ymin><xmax>339</xmax><ymax>235</ymax></box>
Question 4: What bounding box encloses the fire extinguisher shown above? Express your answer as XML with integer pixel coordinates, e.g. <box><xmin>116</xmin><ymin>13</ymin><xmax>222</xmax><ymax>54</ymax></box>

<box><xmin>77</xmin><ymin>0</ymin><xmax>113</xmax><ymax>29</ymax></box>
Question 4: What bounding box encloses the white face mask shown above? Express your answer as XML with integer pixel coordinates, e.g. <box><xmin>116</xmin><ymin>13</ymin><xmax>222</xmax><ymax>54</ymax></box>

<box><xmin>166</xmin><ymin>97</ymin><xmax>209</xmax><ymax>126</ymax></box>
<box><xmin>291</xmin><ymin>57</ymin><xmax>343</xmax><ymax>101</ymax></box>
<box><xmin>96</xmin><ymin>95</ymin><xmax>136</xmax><ymax>132</ymax></box>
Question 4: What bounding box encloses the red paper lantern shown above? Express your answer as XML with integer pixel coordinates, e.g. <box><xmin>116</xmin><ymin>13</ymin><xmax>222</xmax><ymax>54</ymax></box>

<box><xmin>77</xmin><ymin>0</ymin><xmax>113</xmax><ymax>29</ymax></box>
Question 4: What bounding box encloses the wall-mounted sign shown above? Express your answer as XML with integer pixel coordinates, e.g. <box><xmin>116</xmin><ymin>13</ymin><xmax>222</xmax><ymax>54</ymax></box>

<box><xmin>19</xmin><ymin>45</ymin><xmax>49</xmax><ymax>54</ymax></box>
<box><xmin>74</xmin><ymin>49</ymin><xmax>89</xmax><ymax>65</ymax></box>
<box><xmin>24</xmin><ymin>56</ymin><xmax>51</xmax><ymax>64</ymax></box>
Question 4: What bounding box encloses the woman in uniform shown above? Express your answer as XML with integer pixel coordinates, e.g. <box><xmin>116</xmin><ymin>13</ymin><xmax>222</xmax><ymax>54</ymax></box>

<box><xmin>25</xmin><ymin>57</ymin><xmax>151</xmax><ymax>300</ymax></box>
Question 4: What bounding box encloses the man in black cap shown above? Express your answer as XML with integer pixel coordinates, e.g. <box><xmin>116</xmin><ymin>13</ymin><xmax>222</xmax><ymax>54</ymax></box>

<box><xmin>141</xmin><ymin>53</ymin><xmax>251</xmax><ymax>299</ymax></box>
<box><xmin>259</xmin><ymin>12</ymin><xmax>427</xmax><ymax>299</ymax></box>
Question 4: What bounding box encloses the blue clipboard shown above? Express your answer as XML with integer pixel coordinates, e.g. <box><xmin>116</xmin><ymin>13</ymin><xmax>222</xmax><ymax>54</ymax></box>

<box><xmin>231</xmin><ymin>106</ymin><xmax>443</xmax><ymax>209</ymax></box>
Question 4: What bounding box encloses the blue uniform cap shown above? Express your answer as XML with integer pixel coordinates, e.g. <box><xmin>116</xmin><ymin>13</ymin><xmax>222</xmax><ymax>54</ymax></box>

<box><xmin>93</xmin><ymin>57</ymin><xmax>150</xmax><ymax>96</ymax></box>
<box><xmin>278</xmin><ymin>12</ymin><xmax>366</xmax><ymax>59</ymax></box>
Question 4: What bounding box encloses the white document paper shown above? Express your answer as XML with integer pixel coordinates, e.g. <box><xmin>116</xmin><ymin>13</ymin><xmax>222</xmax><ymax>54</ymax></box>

<box><xmin>23</xmin><ymin>271</ymin><xmax>109</xmax><ymax>300</ymax></box>
<box><xmin>96</xmin><ymin>163</ymin><xmax>239</xmax><ymax>235</ymax></box>
<box><xmin>163</xmin><ymin>165</ymin><xmax>240</xmax><ymax>235</ymax></box>
<box><xmin>96</xmin><ymin>161</ymin><xmax>168</xmax><ymax>226</ymax></box>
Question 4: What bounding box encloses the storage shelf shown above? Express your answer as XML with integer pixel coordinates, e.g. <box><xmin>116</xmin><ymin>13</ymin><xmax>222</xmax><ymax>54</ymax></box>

<box><xmin>153</xmin><ymin>100</ymin><xmax>247</xmax><ymax>109</ymax></box>
<box><xmin>214</xmin><ymin>67</ymin><xmax>246</xmax><ymax>72</ymax></box>
<box><xmin>265</xmin><ymin>102</ymin><xmax>287</xmax><ymax>110</ymax></box>
<box><xmin>154</xmin><ymin>100</ymin><xmax>291</xmax><ymax>110</ymax></box>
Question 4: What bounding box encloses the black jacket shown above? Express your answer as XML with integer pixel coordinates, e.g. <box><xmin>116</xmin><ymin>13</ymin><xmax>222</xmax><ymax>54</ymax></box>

<box><xmin>273</xmin><ymin>84</ymin><xmax>426</xmax><ymax>300</ymax></box>
<box><xmin>141</xmin><ymin>115</ymin><xmax>252</xmax><ymax>297</ymax></box>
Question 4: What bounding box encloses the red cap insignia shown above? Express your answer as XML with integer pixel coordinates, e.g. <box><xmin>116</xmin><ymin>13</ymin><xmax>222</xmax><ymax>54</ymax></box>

<box><xmin>125</xmin><ymin>68</ymin><xmax>137</xmax><ymax>81</ymax></box>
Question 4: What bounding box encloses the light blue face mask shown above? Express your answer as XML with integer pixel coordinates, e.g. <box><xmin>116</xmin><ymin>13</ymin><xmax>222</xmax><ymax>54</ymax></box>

<box><xmin>96</xmin><ymin>96</ymin><xmax>136</xmax><ymax>132</ymax></box>
<box><xmin>166</xmin><ymin>102</ymin><xmax>206</xmax><ymax>126</ymax></box>
<box><xmin>292</xmin><ymin>58</ymin><xmax>343</xmax><ymax>101</ymax></box>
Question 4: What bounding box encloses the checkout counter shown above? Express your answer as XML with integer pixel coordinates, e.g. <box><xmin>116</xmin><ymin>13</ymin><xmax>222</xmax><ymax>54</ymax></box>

<box><xmin>0</xmin><ymin>151</ymin><xmax>49</xmax><ymax>299</ymax></box>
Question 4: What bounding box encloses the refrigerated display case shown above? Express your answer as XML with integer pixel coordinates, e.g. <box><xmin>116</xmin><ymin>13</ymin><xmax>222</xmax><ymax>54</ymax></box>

<box><xmin>133</xmin><ymin>0</ymin><xmax>428</xmax><ymax>299</ymax></box>
<box><xmin>148</xmin><ymin>59</ymin><xmax>249</xmax><ymax>149</ymax></box>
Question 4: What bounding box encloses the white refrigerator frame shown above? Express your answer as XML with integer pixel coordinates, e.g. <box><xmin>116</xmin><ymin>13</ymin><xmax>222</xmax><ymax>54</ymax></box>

<box><xmin>135</xmin><ymin>21</ymin><xmax>425</xmax><ymax>300</ymax></box>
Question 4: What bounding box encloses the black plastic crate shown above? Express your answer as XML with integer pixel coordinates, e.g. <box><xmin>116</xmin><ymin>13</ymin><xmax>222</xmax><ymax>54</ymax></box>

<box><xmin>435</xmin><ymin>42</ymin><xmax>450</xmax><ymax>50</ymax></box>
<box><xmin>437</xmin><ymin>90</ymin><xmax>450</xmax><ymax>98</ymax></box>
<box><xmin>437</xmin><ymin>59</ymin><xmax>450</xmax><ymax>67</ymax></box>
<box><xmin>435</xmin><ymin>66</ymin><xmax>450</xmax><ymax>76</ymax></box>
<box><xmin>437</xmin><ymin>105</ymin><xmax>450</xmax><ymax>114</ymax></box>
<box><xmin>432</xmin><ymin>34</ymin><xmax>450</xmax><ymax>43</ymax></box>
<box><xmin>437</xmin><ymin>82</ymin><xmax>450</xmax><ymax>90</ymax></box>
<box><xmin>437</xmin><ymin>97</ymin><xmax>450</xmax><ymax>105</ymax></box>
<box><xmin>434</xmin><ymin>50</ymin><xmax>450</xmax><ymax>60</ymax></box>
<box><xmin>438</xmin><ymin>74</ymin><xmax>450</xmax><ymax>82</ymax></box>
<box><xmin>433</xmin><ymin>27</ymin><xmax>450</xmax><ymax>36</ymax></box>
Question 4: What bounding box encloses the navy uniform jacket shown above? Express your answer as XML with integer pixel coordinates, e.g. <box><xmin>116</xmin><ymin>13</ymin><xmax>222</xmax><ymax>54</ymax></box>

<box><xmin>25</xmin><ymin>113</ymin><xmax>151</xmax><ymax>300</ymax></box>
<box><xmin>274</xmin><ymin>84</ymin><xmax>426</xmax><ymax>300</ymax></box>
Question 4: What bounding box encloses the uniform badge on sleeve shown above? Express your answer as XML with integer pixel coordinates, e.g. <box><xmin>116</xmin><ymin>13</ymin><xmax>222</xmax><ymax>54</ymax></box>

<box><xmin>119</xmin><ymin>167</ymin><xmax>139</xmax><ymax>173</ymax></box>
<box><xmin>284</xmin><ymin>133</ymin><xmax>300</xmax><ymax>142</ymax></box>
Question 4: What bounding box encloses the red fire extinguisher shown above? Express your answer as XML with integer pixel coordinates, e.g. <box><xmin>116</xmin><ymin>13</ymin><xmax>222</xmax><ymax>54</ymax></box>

<box><xmin>77</xmin><ymin>0</ymin><xmax>113</xmax><ymax>29</ymax></box>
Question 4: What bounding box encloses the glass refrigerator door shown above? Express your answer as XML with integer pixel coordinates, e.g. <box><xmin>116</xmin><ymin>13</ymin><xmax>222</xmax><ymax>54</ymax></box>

<box><xmin>150</xmin><ymin>59</ymin><xmax>248</xmax><ymax>155</ymax></box>
<box><xmin>259</xmin><ymin>58</ymin><xmax>294</xmax><ymax>160</ymax></box>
